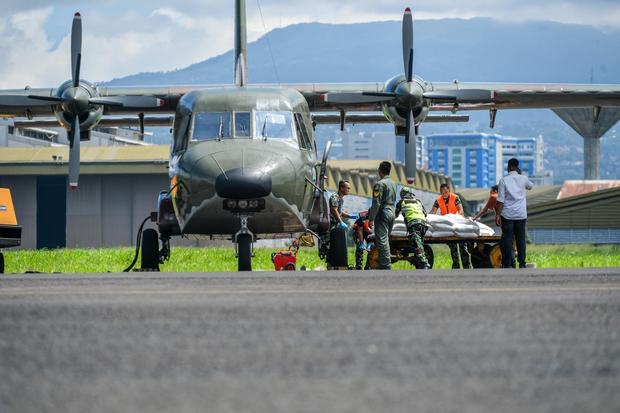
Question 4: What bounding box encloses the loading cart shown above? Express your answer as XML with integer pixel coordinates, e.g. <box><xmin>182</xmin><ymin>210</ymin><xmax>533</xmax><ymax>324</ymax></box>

<box><xmin>369</xmin><ymin>234</ymin><xmax>504</xmax><ymax>269</ymax></box>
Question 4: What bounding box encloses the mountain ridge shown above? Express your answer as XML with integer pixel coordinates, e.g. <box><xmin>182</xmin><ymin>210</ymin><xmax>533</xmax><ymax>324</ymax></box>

<box><xmin>106</xmin><ymin>18</ymin><xmax>620</xmax><ymax>86</ymax></box>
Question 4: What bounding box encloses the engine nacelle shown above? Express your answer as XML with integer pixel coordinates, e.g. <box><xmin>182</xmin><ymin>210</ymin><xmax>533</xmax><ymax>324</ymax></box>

<box><xmin>53</xmin><ymin>79</ymin><xmax>103</xmax><ymax>137</ymax></box>
<box><xmin>381</xmin><ymin>74</ymin><xmax>430</xmax><ymax>128</ymax></box>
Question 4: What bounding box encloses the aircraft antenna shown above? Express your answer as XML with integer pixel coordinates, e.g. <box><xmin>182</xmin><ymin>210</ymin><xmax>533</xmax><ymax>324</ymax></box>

<box><xmin>256</xmin><ymin>0</ymin><xmax>281</xmax><ymax>84</ymax></box>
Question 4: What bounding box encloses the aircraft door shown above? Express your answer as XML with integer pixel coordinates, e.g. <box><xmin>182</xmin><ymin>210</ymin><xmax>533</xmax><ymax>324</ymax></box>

<box><xmin>308</xmin><ymin>141</ymin><xmax>332</xmax><ymax>234</ymax></box>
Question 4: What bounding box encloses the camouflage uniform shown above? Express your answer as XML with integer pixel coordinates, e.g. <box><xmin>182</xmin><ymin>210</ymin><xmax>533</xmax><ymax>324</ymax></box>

<box><xmin>352</xmin><ymin>216</ymin><xmax>372</xmax><ymax>270</ymax></box>
<box><xmin>395</xmin><ymin>191</ymin><xmax>430</xmax><ymax>269</ymax></box>
<box><xmin>320</xmin><ymin>192</ymin><xmax>345</xmax><ymax>265</ymax></box>
<box><xmin>368</xmin><ymin>177</ymin><xmax>397</xmax><ymax>269</ymax></box>
<box><xmin>328</xmin><ymin>192</ymin><xmax>344</xmax><ymax>229</ymax></box>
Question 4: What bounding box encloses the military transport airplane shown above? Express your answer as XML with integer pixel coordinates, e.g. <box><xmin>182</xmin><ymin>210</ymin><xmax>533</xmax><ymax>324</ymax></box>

<box><xmin>1</xmin><ymin>0</ymin><xmax>619</xmax><ymax>270</ymax></box>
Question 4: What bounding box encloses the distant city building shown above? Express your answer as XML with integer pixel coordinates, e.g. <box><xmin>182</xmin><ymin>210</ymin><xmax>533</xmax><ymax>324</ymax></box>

<box><xmin>340</xmin><ymin>130</ymin><xmax>397</xmax><ymax>160</ymax></box>
<box><xmin>423</xmin><ymin>133</ymin><xmax>549</xmax><ymax>188</ymax></box>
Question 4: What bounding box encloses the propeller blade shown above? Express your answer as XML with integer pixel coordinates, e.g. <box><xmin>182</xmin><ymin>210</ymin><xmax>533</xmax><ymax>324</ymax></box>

<box><xmin>0</xmin><ymin>95</ymin><xmax>62</xmax><ymax>106</ymax></box>
<box><xmin>404</xmin><ymin>110</ymin><xmax>417</xmax><ymax>184</ymax></box>
<box><xmin>322</xmin><ymin>92</ymin><xmax>395</xmax><ymax>104</ymax></box>
<box><xmin>88</xmin><ymin>96</ymin><xmax>165</xmax><ymax>108</ymax></box>
<box><xmin>69</xmin><ymin>116</ymin><xmax>80</xmax><ymax>190</ymax></box>
<box><xmin>71</xmin><ymin>12</ymin><xmax>82</xmax><ymax>88</ymax></box>
<box><xmin>402</xmin><ymin>8</ymin><xmax>413</xmax><ymax>82</ymax></box>
<box><xmin>405</xmin><ymin>109</ymin><xmax>414</xmax><ymax>144</ymax></box>
<box><xmin>423</xmin><ymin>89</ymin><xmax>494</xmax><ymax>103</ymax></box>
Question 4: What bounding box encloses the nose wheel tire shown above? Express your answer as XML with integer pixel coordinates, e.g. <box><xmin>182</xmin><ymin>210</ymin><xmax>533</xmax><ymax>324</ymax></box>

<box><xmin>237</xmin><ymin>233</ymin><xmax>252</xmax><ymax>271</ymax></box>
<box><xmin>141</xmin><ymin>228</ymin><xmax>160</xmax><ymax>271</ymax></box>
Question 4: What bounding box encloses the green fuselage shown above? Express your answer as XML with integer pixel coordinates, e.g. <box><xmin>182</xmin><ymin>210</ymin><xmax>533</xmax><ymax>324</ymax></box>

<box><xmin>169</xmin><ymin>86</ymin><xmax>318</xmax><ymax>238</ymax></box>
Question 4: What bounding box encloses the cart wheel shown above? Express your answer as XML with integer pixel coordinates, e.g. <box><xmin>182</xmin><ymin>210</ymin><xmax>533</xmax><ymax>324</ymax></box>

<box><xmin>489</xmin><ymin>244</ymin><xmax>502</xmax><ymax>268</ymax></box>
<box><xmin>423</xmin><ymin>244</ymin><xmax>434</xmax><ymax>269</ymax></box>
<box><xmin>284</xmin><ymin>263</ymin><xmax>296</xmax><ymax>271</ymax></box>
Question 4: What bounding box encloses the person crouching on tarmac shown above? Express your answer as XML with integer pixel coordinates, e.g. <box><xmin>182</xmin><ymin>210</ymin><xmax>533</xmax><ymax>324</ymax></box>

<box><xmin>352</xmin><ymin>211</ymin><xmax>373</xmax><ymax>270</ymax></box>
<box><xmin>395</xmin><ymin>187</ymin><xmax>431</xmax><ymax>269</ymax></box>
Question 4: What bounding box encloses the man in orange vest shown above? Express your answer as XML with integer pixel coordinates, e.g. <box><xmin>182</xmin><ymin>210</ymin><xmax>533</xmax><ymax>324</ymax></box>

<box><xmin>430</xmin><ymin>183</ymin><xmax>471</xmax><ymax>269</ymax></box>
<box><xmin>473</xmin><ymin>185</ymin><xmax>499</xmax><ymax>221</ymax></box>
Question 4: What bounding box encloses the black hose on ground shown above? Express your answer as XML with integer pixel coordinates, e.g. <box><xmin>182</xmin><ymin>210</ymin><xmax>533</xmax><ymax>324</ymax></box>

<box><xmin>123</xmin><ymin>216</ymin><xmax>152</xmax><ymax>272</ymax></box>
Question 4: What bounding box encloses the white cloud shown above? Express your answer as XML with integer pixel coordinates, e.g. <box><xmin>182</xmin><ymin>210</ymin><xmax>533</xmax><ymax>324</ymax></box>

<box><xmin>0</xmin><ymin>8</ymin><xmax>67</xmax><ymax>88</ymax></box>
<box><xmin>0</xmin><ymin>1</ymin><xmax>619</xmax><ymax>88</ymax></box>
<box><xmin>0</xmin><ymin>6</ymin><xmax>234</xmax><ymax>88</ymax></box>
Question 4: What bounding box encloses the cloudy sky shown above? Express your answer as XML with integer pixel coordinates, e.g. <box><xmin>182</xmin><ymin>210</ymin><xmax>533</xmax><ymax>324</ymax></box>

<box><xmin>0</xmin><ymin>0</ymin><xmax>619</xmax><ymax>88</ymax></box>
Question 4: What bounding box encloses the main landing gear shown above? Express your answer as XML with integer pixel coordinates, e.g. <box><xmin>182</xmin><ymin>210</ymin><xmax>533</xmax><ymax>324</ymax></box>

<box><xmin>234</xmin><ymin>215</ymin><xmax>254</xmax><ymax>271</ymax></box>
<box><xmin>139</xmin><ymin>227</ymin><xmax>171</xmax><ymax>272</ymax></box>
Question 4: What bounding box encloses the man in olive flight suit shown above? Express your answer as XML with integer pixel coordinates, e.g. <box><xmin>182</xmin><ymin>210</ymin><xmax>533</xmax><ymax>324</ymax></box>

<box><xmin>368</xmin><ymin>161</ymin><xmax>397</xmax><ymax>270</ymax></box>
<box><xmin>395</xmin><ymin>187</ymin><xmax>431</xmax><ymax>269</ymax></box>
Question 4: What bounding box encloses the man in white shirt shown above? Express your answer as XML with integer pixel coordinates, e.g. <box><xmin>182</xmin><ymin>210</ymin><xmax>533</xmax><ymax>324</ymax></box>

<box><xmin>496</xmin><ymin>158</ymin><xmax>534</xmax><ymax>268</ymax></box>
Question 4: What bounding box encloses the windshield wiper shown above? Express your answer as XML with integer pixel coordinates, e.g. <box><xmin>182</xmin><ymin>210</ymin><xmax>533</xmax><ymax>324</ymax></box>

<box><xmin>261</xmin><ymin>114</ymin><xmax>270</xmax><ymax>141</ymax></box>
<box><xmin>218</xmin><ymin>115</ymin><xmax>224</xmax><ymax>141</ymax></box>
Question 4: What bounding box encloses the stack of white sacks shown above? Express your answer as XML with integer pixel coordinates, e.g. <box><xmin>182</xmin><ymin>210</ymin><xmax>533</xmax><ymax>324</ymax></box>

<box><xmin>391</xmin><ymin>214</ymin><xmax>495</xmax><ymax>238</ymax></box>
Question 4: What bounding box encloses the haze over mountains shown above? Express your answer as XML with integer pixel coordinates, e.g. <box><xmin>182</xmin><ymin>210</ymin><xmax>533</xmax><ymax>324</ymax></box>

<box><xmin>107</xmin><ymin>18</ymin><xmax>620</xmax><ymax>182</ymax></box>
<box><xmin>107</xmin><ymin>18</ymin><xmax>620</xmax><ymax>86</ymax></box>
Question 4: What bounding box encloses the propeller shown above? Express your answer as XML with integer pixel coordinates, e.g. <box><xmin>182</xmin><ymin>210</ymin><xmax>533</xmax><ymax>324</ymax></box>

<box><xmin>0</xmin><ymin>12</ymin><xmax>165</xmax><ymax>189</ymax></box>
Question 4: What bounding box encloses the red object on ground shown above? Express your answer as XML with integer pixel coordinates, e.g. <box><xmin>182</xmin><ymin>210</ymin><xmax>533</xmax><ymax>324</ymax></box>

<box><xmin>271</xmin><ymin>241</ymin><xmax>299</xmax><ymax>271</ymax></box>
<box><xmin>271</xmin><ymin>251</ymin><xmax>296</xmax><ymax>271</ymax></box>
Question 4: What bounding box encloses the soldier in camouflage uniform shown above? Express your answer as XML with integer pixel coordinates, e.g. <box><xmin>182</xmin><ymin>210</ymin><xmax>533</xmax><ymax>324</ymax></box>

<box><xmin>395</xmin><ymin>187</ymin><xmax>431</xmax><ymax>269</ymax></box>
<box><xmin>328</xmin><ymin>180</ymin><xmax>354</xmax><ymax>230</ymax></box>
<box><xmin>368</xmin><ymin>161</ymin><xmax>397</xmax><ymax>270</ymax></box>
<box><xmin>320</xmin><ymin>180</ymin><xmax>357</xmax><ymax>264</ymax></box>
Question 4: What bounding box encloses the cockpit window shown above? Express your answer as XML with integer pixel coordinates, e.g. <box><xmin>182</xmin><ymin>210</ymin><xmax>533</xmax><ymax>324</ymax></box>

<box><xmin>192</xmin><ymin>112</ymin><xmax>231</xmax><ymax>141</ymax></box>
<box><xmin>254</xmin><ymin>111</ymin><xmax>295</xmax><ymax>140</ymax></box>
<box><xmin>294</xmin><ymin>113</ymin><xmax>312</xmax><ymax>150</ymax></box>
<box><xmin>234</xmin><ymin>112</ymin><xmax>251</xmax><ymax>137</ymax></box>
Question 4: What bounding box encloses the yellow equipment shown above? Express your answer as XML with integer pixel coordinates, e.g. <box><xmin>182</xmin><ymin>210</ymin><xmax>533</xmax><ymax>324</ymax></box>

<box><xmin>0</xmin><ymin>188</ymin><xmax>21</xmax><ymax>273</ymax></box>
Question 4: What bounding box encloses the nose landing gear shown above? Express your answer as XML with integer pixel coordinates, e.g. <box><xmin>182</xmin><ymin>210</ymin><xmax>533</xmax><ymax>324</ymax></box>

<box><xmin>234</xmin><ymin>215</ymin><xmax>254</xmax><ymax>271</ymax></box>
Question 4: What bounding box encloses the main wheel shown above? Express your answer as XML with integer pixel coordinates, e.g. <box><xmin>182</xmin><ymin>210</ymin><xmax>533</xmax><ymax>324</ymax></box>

<box><xmin>140</xmin><ymin>228</ymin><xmax>160</xmax><ymax>271</ymax></box>
<box><xmin>237</xmin><ymin>233</ymin><xmax>252</xmax><ymax>271</ymax></box>
<box><xmin>0</xmin><ymin>252</ymin><xmax>4</xmax><ymax>274</ymax></box>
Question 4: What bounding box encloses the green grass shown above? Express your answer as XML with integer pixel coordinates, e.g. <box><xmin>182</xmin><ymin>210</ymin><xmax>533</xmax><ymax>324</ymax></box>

<box><xmin>3</xmin><ymin>244</ymin><xmax>619</xmax><ymax>273</ymax></box>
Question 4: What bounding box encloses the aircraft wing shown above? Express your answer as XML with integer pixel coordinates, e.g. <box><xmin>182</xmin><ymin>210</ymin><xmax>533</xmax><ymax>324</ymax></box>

<box><xmin>0</xmin><ymin>86</ymin><xmax>195</xmax><ymax>118</ymax></box>
<box><xmin>288</xmin><ymin>82</ymin><xmax>620</xmax><ymax>113</ymax></box>
<box><xmin>425</xmin><ymin>82</ymin><xmax>620</xmax><ymax>111</ymax></box>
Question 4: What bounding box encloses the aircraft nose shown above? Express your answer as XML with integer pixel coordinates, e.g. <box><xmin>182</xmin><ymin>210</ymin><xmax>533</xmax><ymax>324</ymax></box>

<box><xmin>215</xmin><ymin>167</ymin><xmax>272</xmax><ymax>199</ymax></box>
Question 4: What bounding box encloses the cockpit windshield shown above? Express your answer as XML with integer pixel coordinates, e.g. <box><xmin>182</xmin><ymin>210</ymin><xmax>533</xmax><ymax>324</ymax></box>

<box><xmin>192</xmin><ymin>112</ymin><xmax>231</xmax><ymax>141</ymax></box>
<box><xmin>255</xmin><ymin>111</ymin><xmax>294</xmax><ymax>140</ymax></box>
<box><xmin>190</xmin><ymin>110</ymin><xmax>296</xmax><ymax>142</ymax></box>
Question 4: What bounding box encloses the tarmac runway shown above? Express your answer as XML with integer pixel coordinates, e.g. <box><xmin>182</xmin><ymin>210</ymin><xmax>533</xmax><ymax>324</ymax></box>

<box><xmin>1</xmin><ymin>267</ymin><xmax>619</xmax><ymax>413</ymax></box>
